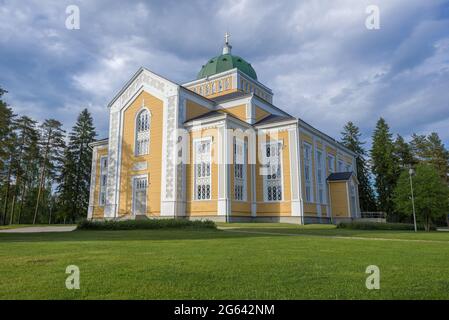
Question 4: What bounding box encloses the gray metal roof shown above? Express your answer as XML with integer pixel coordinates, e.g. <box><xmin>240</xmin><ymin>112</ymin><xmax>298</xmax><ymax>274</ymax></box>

<box><xmin>254</xmin><ymin>114</ymin><xmax>295</xmax><ymax>125</ymax></box>
<box><xmin>327</xmin><ymin>172</ymin><xmax>353</xmax><ymax>181</ymax></box>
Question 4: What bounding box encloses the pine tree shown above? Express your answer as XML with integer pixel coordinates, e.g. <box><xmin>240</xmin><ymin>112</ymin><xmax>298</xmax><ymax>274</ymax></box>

<box><xmin>0</xmin><ymin>87</ymin><xmax>14</xmax><ymax>170</ymax></box>
<box><xmin>11</xmin><ymin>116</ymin><xmax>40</xmax><ymax>224</ymax></box>
<box><xmin>58</xmin><ymin>109</ymin><xmax>96</xmax><ymax>222</ymax></box>
<box><xmin>411</xmin><ymin>133</ymin><xmax>449</xmax><ymax>183</ymax></box>
<box><xmin>0</xmin><ymin>87</ymin><xmax>16</xmax><ymax>225</ymax></box>
<box><xmin>370</xmin><ymin>118</ymin><xmax>400</xmax><ymax>218</ymax></box>
<box><xmin>33</xmin><ymin>119</ymin><xmax>66</xmax><ymax>224</ymax></box>
<box><xmin>427</xmin><ymin>133</ymin><xmax>449</xmax><ymax>183</ymax></box>
<box><xmin>394</xmin><ymin>134</ymin><xmax>416</xmax><ymax>169</ymax></box>
<box><xmin>340</xmin><ymin>121</ymin><xmax>377</xmax><ymax>211</ymax></box>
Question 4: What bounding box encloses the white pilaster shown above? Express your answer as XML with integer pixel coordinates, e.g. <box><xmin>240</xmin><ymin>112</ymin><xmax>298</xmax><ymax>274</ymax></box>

<box><xmin>87</xmin><ymin>147</ymin><xmax>98</xmax><ymax>219</ymax></box>
<box><xmin>289</xmin><ymin>127</ymin><xmax>303</xmax><ymax>221</ymax></box>
<box><xmin>217</xmin><ymin>124</ymin><xmax>231</xmax><ymax>218</ymax></box>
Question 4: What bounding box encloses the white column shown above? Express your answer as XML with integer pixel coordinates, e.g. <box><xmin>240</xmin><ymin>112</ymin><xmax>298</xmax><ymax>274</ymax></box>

<box><xmin>217</xmin><ymin>124</ymin><xmax>231</xmax><ymax>218</ymax></box>
<box><xmin>87</xmin><ymin>147</ymin><xmax>98</xmax><ymax>219</ymax></box>
<box><xmin>289</xmin><ymin>127</ymin><xmax>303</xmax><ymax>223</ymax></box>
<box><xmin>104</xmin><ymin>109</ymin><xmax>121</xmax><ymax>219</ymax></box>
<box><xmin>161</xmin><ymin>94</ymin><xmax>182</xmax><ymax>216</ymax></box>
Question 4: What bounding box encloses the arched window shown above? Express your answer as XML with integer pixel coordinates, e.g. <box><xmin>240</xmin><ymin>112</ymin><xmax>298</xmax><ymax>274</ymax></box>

<box><xmin>135</xmin><ymin>109</ymin><xmax>150</xmax><ymax>156</ymax></box>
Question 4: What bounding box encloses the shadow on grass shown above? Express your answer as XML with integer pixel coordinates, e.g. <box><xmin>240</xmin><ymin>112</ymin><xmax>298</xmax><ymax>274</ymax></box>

<box><xmin>0</xmin><ymin>228</ymin><xmax>275</xmax><ymax>243</ymax></box>
<box><xmin>1</xmin><ymin>224</ymin><xmax>448</xmax><ymax>244</ymax></box>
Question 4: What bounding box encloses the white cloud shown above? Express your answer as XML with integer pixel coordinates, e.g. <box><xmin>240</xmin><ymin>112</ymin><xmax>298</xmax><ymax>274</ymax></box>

<box><xmin>0</xmin><ymin>0</ymin><xmax>448</xmax><ymax>146</ymax></box>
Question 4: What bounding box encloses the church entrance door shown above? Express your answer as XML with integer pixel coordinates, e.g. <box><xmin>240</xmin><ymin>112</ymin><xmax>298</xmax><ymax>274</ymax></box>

<box><xmin>132</xmin><ymin>176</ymin><xmax>148</xmax><ymax>216</ymax></box>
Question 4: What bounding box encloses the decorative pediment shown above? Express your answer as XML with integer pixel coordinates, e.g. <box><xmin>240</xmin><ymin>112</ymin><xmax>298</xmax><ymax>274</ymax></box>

<box><xmin>108</xmin><ymin>67</ymin><xmax>178</xmax><ymax>112</ymax></box>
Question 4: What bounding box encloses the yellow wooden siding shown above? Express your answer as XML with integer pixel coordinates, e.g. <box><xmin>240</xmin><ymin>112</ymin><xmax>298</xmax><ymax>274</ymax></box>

<box><xmin>185</xmin><ymin>100</ymin><xmax>212</xmax><ymax>121</ymax></box>
<box><xmin>254</xmin><ymin>106</ymin><xmax>270</xmax><ymax>122</ymax></box>
<box><xmin>329</xmin><ymin>181</ymin><xmax>349</xmax><ymax>217</ymax></box>
<box><xmin>207</xmin><ymin>88</ymin><xmax>238</xmax><ymax>99</ymax></box>
<box><xmin>222</xmin><ymin>104</ymin><xmax>247</xmax><ymax>121</ymax></box>
<box><xmin>186</xmin><ymin>128</ymin><xmax>218</xmax><ymax>216</ymax></box>
<box><xmin>118</xmin><ymin>91</ymin><xmax>163</xmax><ymax>217</ymax></box>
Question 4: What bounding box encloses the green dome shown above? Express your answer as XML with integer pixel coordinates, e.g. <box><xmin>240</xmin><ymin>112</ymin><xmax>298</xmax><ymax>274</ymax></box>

<box><xmin>197</xmin><ymin>53</ymin><xmax>257</xmax><ymax>80</ymax></box>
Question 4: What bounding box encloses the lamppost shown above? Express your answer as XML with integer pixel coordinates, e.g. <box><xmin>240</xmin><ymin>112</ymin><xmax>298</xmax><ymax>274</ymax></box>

<box><xmin>409</xmin><ymin>168</ymin><xmax>417</xmax><ymax>232</ymax></box>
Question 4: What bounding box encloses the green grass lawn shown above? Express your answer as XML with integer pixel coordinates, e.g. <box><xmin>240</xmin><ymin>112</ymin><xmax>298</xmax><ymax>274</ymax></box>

<box><xmin>0</xmin><ymin>223</ymin><xmax>448</xmax><ymax>299</ymax></box>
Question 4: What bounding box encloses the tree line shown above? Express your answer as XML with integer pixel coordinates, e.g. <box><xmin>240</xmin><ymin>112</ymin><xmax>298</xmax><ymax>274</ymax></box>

<box><xmin>341</xmin><ymin>119</ymin><xmax>449</xmax><ymax>230</ymax></box>
<box><xmin>0</xmin><ymin>87</ymin><xmax>96</xmax><ymax>225</ymax></box>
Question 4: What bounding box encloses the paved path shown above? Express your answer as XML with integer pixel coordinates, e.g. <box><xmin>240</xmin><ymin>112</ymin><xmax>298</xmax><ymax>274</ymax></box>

<box><xmin>0</xmin><ymin>226</ymin><xmax>76</xmax><ymax>233</ymax></box>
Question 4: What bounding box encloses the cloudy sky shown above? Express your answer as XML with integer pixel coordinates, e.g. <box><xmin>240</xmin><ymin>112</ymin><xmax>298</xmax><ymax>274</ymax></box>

<box><xmin>1</xmin><ymin>0</ymin><xmax>448</xmax><ymax>147</ymax></box>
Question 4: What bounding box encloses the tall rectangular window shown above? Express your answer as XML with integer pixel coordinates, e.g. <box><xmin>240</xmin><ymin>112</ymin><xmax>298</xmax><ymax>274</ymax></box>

<box><xmin>99</xmin><ymin>156</ymin><xmax>108</xmax><ymax>206</ymax></box>
<box><xmin>194</xmin><ymin>139</ymin><xmax>212</xmax><ymax>200</ymax></box>
<box><xmin>263</xmin><ymin>141</ymin><xmax>283</xmax><ymax>202</ymax></box>
<box><xmin>303</xmin><ymin>142</ymin><xmax>313</xmax><ymax>202</ymax></box>
<box><xmin>316</xmin><ymin>149</ymin><xmax>325</xmax><ymax>204</ymax></box>
<box><xmin>327</xmin><ymin>154</ymin><xmax>335</xmax><ymax>174</ymax></box>
<box><xmin>234</xmin><ymin>138</ymin><xmax>247</xmax><ymax>201</ymax></box>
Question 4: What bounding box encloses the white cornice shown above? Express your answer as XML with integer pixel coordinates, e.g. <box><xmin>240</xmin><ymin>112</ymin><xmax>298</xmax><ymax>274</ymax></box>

<box><xmin>88</xmin><ymin>139</ymin><xmax>109</xmax><ymax>148</ymax></box>
<box><xmin>297</xmin><ymin>119</ymin><xmax>356</xmax><ymax>157</ymax></box>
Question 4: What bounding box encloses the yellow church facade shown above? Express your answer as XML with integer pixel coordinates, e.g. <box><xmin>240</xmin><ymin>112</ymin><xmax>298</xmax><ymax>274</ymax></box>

<box><xmin>87</xmin><ymin>37</ymin><xmax>360</xmax><ymax>224</ymax></box>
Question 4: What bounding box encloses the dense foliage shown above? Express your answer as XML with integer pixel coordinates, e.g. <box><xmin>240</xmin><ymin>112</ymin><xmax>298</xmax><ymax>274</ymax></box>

<box><xmin>337</xmin><ymin>221</ymin><xmax>433</xmax><ymax>231</ymax></box>
<box><xmin>0</xmin><ymin>86</ymin><xmax>96</xmax><ymax>225</ymax></box>
<box><xmin>393</xmin><ymin>164</ymin><xmax>449</xmax><ymax>231</ymax></box>
<box><xmin>77</xmin><ymin>218</ymin><xmax>217</xmax><ymax>230</ymax></box>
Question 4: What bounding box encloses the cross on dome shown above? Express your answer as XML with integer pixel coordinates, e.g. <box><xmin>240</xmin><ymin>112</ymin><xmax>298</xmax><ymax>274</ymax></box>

<box><xmin>222</xmin><ymin>32</ymin><xmax>232</xmax><ymax>54</ymax></box>
<box><xmin>225</xmin><ymin>32</ymin><xmax>230</xmax><ymax>44</ymax></box>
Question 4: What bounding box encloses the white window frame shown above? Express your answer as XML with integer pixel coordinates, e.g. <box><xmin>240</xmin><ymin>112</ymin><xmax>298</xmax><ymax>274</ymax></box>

<box><xmin>131</xmin><ymin>174</ymin><xmax>148</xmax><ymax>215</ymax></box>
<box><xmin>193</xmin><ymin>137</ymin><xmax>212</xmax><ymax>201</ymax></box>
<box><xmin>316</xmin><ymin>149</ymin><xmax>326</xmax><ymax>205</ymax></box>
<box><xmin>327</xmin><ymin>154</ymin><xmax>335</xmax><ymax>174</ymax></box>
<box><xmin>98</xmin><ymin>156</ymin><xmax>108</xmax><ymax>206</ymax></box>
<box><xmin>234</xmin><ymin>138</ymin><xmax>247</xmax><ymax>201</ymax></box>
<box><xmin>262</xmin><ymin>140</ymin><xmax>284</xmax><ymax>202</ymax></box>
<box><xmin>338</xmin><ymin>159</ymin><xmax>344</xmax><ymax>172</ymax></box>
<box><xmin>303</xmin><ymin>142</ymin><xmax>314</xmax><ymax>203</ymax></box>
<box><xmin>135</xmin><ymin>108</ymin><xmax>151</xmax><ymax>156</ymax></box>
